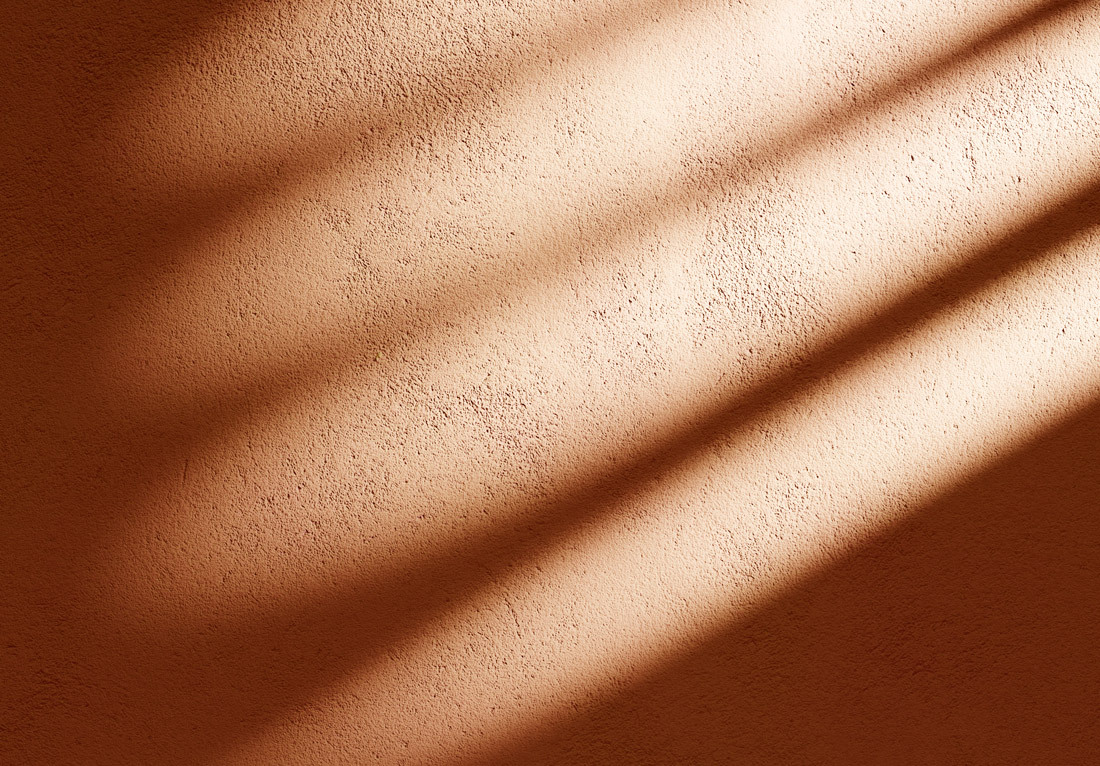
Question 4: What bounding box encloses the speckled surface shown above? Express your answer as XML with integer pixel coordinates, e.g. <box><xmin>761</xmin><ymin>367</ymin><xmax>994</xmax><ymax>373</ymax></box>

<box><xmin>3</xmin><ymin>1</ymin><xmax>1100</xmax><ymax>763</ymax></box>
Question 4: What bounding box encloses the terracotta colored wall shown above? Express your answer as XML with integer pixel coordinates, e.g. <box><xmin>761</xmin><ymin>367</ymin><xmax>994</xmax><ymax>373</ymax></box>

<box><xmin>4</xmin><ymin>1</ymin><xmax>1100</xmax><ymax>763</ymax></box>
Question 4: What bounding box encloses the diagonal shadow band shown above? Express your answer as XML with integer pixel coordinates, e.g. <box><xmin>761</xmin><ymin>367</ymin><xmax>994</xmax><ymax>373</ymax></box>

<box><xmin>137</xmin><ymin>0</ymin><xmax>1100</xmax><ymax>456</ymax></box>
<box><xmin>26</xmin><ymin>0</ymin><xmax>1095</xmax><ymax>536</ymax></box>
<box><xmin>62</xmin><ymin>172</ymin><xmax>1100</xmax><ymax>764</ymax></box>
<box><xmin>7</xmin><ymin>0</ymin><xmax>1088</xmax><ymax>376</ymax></box>
<box><xmin>2</xmin><ymin>0</ymin><xmax>708</xmax><ymax>312</ymax></box>
<box><xmin>4</xmin><ymin>1</ymin><xmax>1100</xmax><ymax>762</ymax></box>
<box><xmin>8</xmin><ymin>0</ymin><xmax>1079</xmax><ymax>613</ymax></box>
<box><xmin>5</xmin><ymin>0</ymin><xmax>1088</xmax><ymax>480</ymax></box>
<box><xmin>457</xmin><ymin>394</ymin><xmax>1100</xmax><ymax>765</ymax></box>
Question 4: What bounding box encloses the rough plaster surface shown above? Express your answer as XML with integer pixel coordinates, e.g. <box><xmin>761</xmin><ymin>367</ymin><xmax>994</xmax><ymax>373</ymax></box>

<box><xmin>3</xmin><ymin>0</ymin><xmax>1100</xmax><ymax>763</ymax></box>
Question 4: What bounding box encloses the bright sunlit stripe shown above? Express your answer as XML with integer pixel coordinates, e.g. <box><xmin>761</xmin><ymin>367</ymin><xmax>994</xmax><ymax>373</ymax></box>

<box><xmin>81</xmin><ymin>2</ymin><xmax>1100</xmax><ymax>761</ymax></box>
<box><xmin>212</xmin><ymin>174</ymin><xmax>1100</xmax><ymax>765</ymax></box>
<box><xmin>103</xmin><ymin>0</ymin><xmax>1100</xmax><ymax>613</ymax></box>
<box><xmin>353</xmin><ymin>198</ymin><xmax>1100</xmax><ymax>766</ymax></box>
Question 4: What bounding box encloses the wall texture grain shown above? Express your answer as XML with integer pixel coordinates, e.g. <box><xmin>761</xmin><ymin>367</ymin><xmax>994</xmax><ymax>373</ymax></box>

<box><xmin>3</xmin><ymin>0</ymin><xmax>1100</xmax><ymax>763</ymax></box>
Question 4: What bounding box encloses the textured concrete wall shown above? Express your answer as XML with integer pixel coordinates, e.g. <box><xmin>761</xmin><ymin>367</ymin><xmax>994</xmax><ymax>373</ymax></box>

<box><xmin>4</xmin><ymin>1</ymin><xmax>1100</xmax><ymax>763</ymax></box>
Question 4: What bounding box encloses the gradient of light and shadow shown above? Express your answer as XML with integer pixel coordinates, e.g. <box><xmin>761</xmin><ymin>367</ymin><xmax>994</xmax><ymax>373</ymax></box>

<box><xmin>3</xmin><ymin>0</ymin><xmax>1099</xmax><ymax>763</ymax></box>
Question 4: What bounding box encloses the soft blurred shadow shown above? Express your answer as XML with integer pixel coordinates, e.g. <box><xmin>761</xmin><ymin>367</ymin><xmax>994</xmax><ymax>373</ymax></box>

<box><xmin>4</xmin><ymin>173</ymin><xmax>1087</xmax><ymax>765</ymax></box>
<box><xmin>3</xmin><ymin>0</ymin><xmax>1099</xmax><ymax>763</ymax></box>
<box><xmin>466</xmin><ymin>396</ymin><xmax>1100</xmax><ymax>765</ymax></box>
<box><xmin>197</xmin><ymin>168</ymin><xmax>1100</xmax><ymax>714</ymax></box>
<box><xmin>14</xmin><ymin>0</ymin><xmax>1088</xmax><ymax>541</ymax></box>
<box><xmin>84</xmin><ymin>0</ymin><xmax>1099</xmax><ymax>488</ymax></box>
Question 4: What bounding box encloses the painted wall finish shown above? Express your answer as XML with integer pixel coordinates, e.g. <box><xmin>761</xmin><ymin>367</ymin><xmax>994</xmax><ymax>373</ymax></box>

<box><xmin>3</xmin><ymin>0</ymin><xmax>1100</xmax><ymax>763</ymax></box>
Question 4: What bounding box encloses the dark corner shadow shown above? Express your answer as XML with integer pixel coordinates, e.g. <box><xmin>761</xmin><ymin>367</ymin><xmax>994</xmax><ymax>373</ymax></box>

<box><xmin>16</xmin><ymin>176</ymin><xmax>1092</xmax><ymax>765</ymax></box>
<box><xmin>2</xmin><ymin>0</ymin><xmax>239</xmax><ymax>119</ymax></box>
<box><xmin>465</xmin><ymin>396</ymin><xmax>1100</xmax><ymax>766</ymax></box>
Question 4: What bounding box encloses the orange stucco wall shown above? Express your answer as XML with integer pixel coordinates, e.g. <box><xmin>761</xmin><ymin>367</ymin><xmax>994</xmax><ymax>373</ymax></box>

<box><xmin>4</xmin><ymin>1</ymin><xmax>1100</xmax><ymax>763</ymax></box>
